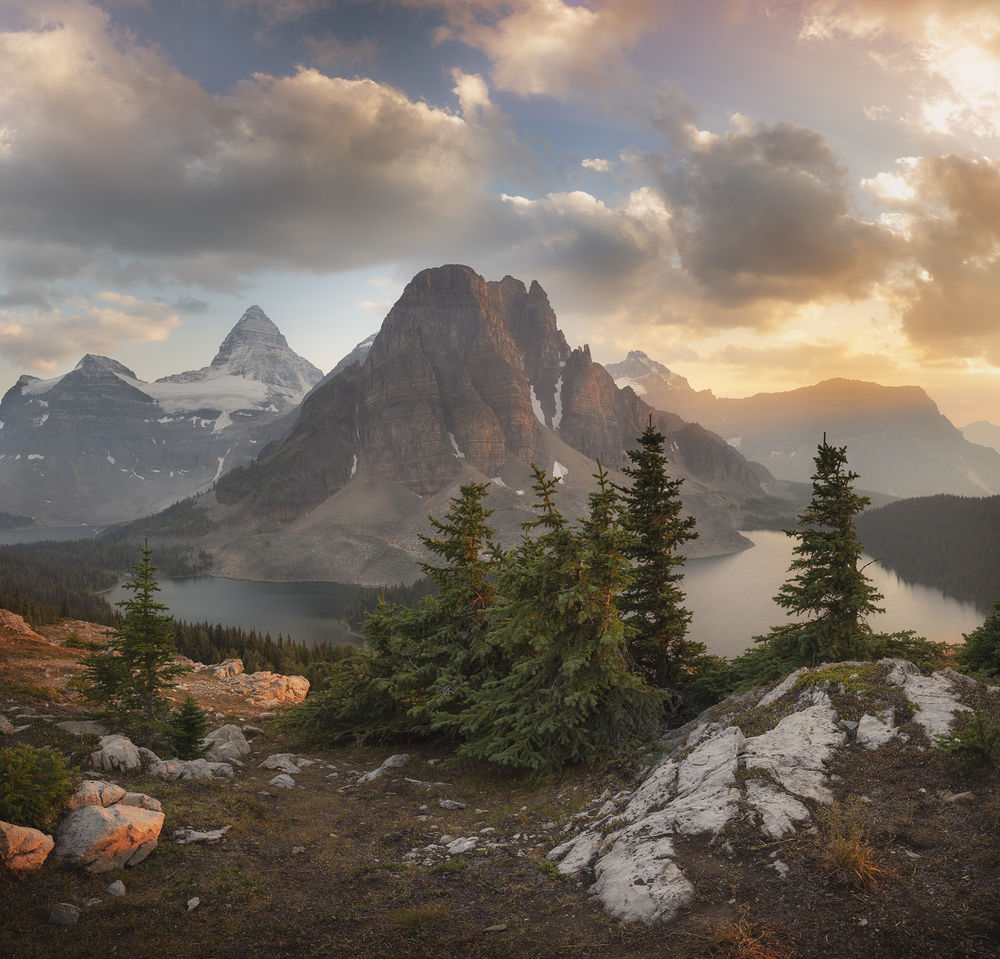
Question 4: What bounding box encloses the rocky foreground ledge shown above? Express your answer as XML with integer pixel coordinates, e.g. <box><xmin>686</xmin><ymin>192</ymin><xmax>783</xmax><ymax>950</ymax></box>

<box><xmin>548</xmin><ymin>659</ymin><xmax>994</xmax><ymax>925</ymax></box>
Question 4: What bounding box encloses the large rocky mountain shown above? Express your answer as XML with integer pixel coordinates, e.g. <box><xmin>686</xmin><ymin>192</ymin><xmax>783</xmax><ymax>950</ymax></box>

<box><xmin>184</xmin><ymin>265</ymin><xmax>767</xmax><ymax>584</ymax></box>
<box><xmin>606</xmin><ymin>351</ymin><xmax>1000</xmax><ymax>499</ymax></box>
<box><xmin>0</xmin><ymin>307</ymin><xmax>322</xmax><ymax>525</ymax></box>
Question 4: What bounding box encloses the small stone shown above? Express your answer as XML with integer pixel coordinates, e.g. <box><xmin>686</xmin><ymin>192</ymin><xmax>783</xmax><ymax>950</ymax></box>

<box><xmin>106</xmin><ymin>880</ymin><xmax>125</xmax><ymax>897</ymax></box>
<box><xmin>269</xmin><ymin>774</ymin><xmax>297</xmax><ymax>789</ymax></box>
<box><xmin>291</xmin><ymin>845</ymin><xmax>305</xmax><ymax>854</ymax></box>
<box><xmin>0</xmin><ymin>714</ymin><xmax>15</xmax><ymax>735</ymax></box>
<box><xmin>484</xmin><ymin>923</ymin><xmax>508</xmax><ymax>932</ymax></box>
<box><xmin>187</xmin><ymin>897</ymin><xmax>200</xmax><ymax>911</ymax></box>
<box><xmin>49</xmin><ymin>903</ymin><xmax>81</xmax><ymax>925</ymax></box>
<box><xmin>439</xmin><ymin>799</ymin><xmax>466</xmax><ymax>810</ymax></box>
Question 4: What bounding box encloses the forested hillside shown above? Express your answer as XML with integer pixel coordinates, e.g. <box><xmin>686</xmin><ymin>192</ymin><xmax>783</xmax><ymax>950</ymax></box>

<box><xmin>857</xmin><ymin>494</ymin><xmax>1000</xmax><ymax>611</ymax></box>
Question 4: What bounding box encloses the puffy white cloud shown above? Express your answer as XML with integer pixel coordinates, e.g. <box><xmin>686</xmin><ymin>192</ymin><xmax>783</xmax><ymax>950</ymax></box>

<box><xmin>415</xmin><ymin>0</ymin><xmax>667</xmax><ymax>104</ymax></box>
<box><xmin>0</xmin><ymin>293</ymin><xmax>181</xmax><ymax>371</ymax></box>
<box><xmin>0</xmin><ymin>2</ymin><xmax>504</xmax><ymax>289</ymax></box>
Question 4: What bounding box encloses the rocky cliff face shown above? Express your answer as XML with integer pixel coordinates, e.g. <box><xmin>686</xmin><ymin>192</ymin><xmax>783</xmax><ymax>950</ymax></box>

<box><xmin>0</xmin><ymin>307</ymin><xmax>322</xmax><ymax>525</ymax></box>
<box><xmin>607</xmin><ymin>354</ymin><xmax>1000</xmax><ymax>498</ymax></box>
<box><xmin>204</xmin><ymin>266</ymin><xmax>764</xmax><ymax>583</ymax></box>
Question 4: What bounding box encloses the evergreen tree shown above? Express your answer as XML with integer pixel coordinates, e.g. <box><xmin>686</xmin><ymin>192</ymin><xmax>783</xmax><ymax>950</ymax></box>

<box><xmin>167</xmin><ymin>695</ymin><xmax>210</xmax><ymax>759</ymax></box>
<box><xmin>81</xmin><ymin>542</ymin><xmax>186</xmax><ymax>719</ymax></box>
<box><xmin>618</xmin><ymin>419</ymin><xmax>700</xmax><ymax>690</ymax></box>
<box><xmin>763</xmin><ymin>437</ymin><xmax>884</xmax><ymax>664</ymax></box>
<box><xmin>958</xmin><ymin>600</ymin><xmax>1000</xmax><ymax>678</ymax></box>
<box><xmin>312</xmin><ymin>483</ymin><xmax>499</xmax><ymax>735</ymax></box>
<box><xmin>458</xmin><ymin>465</ymin><xmax>660</xmax><ymax>772</ymax></box>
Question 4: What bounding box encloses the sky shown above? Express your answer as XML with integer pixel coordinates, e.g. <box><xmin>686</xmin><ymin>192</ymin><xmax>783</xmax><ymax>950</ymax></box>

<box><xmin>2</xmin><ymin>0</ymin><xmax>1000</xmax><ymax>426</ymax></box>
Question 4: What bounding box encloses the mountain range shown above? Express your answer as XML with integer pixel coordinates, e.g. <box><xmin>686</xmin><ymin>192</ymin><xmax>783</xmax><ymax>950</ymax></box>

<box><xmin>180</xmin><ymin>265</ymin><xmax>764</xmax><ymax>583</ymax></box>
<box><xmin>0</xmin><ymin>307</ymin><xmax>322</xmax><ymax>525</ymax></box>
<box><xmin>607</xmin><ymin>351</ymin><xmax>1000</xmax><ymax>499</ymax></box>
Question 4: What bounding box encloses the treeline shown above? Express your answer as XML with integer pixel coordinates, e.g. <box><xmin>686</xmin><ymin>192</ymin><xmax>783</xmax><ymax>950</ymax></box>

<box><xmin>172</xmin><ymin>619</ymin><xmax>353</xmax><ymax>679</ymax></box>
<box><xmin>0</xmin><ymin>534</ymin><xmax>211</xmax><ymax>626</ymax></box>
<box><xmin>857</xmin><ymin>494</ymin><xmax>1000</xmax><ymax>611</ymax></box>
<box><xmin>0</xmin><ymin>511</ymin><xmax>33</xmax><ymax>530</ymax></box>
<box><xmin>343</xmin><ymin>579</ymin><xmax>437</xmax><ymax>630</ymax></box>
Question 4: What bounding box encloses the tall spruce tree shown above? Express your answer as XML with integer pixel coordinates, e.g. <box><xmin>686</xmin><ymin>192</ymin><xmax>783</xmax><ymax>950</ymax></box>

<box><xmin>361</xmin><ymin>482</ymin><xmax>498</xmax><ymax>735</ymax></box>
<box><xmin>82</xmin><ymin>541</ymin><xmax>185</xmax><ymax>719</ymax></box>
<box><xmin>619</xmin><ymin>420</ymin><xmax>699</xmax><ymax>689</ymax></box>
<box><xmin>766</xmin><ymin>436</ymin><xmax>884</xmax><ymax>664</ymax></box>
<box><xmin>458</xmin><ymin>465</ymin><xmax>660</xmax><ymax>771</ymax></box>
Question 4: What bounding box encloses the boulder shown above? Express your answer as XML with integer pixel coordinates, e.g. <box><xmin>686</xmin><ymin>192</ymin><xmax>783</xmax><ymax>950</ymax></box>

<box><xmin>90</xmin><ymin>734</ymin><xmax>142</xmax><ymax>772</ymax></box>
<box><xmin>64</xmin><ymin>781</ymin><xmax>126</xmax><ymax>811</ymax></box>
<box><xmin>221</xmin><ymin>671</ymin><xmax>310</xmax><ymax>705</ymax></box>
<box><xmin>260</xmin><ymin>753</ymin><xmax>301</xmax><ymax>775</ymax></box>
<box><xmin>149</xmin><ymin>758</ymin><xmax>234</xmax><ymax>780</ymax></box>
<box><xmin>55</xmin><ymin>720</ymin><xmax>109</xmax><ymax>737</ymax></box>
<box><xmin>358</xmin><ymin>754</ymin><xmax>410</xmax><ymax>783</ymax></box>
<box><xmin>205</xmin><ymin>657</ymin><xmax>244</xmax><ymax>679</ymax></box>
<box><xmin>54</xmin><ymin>804</ymin><xmax>164</xmax><ymax>873</ymax></box>
<box><xmin>203</xmin><ymin>724</ymin><xmax>251</xmax><ymax>763</ymax></box>
<box><xmin>119</xmin><ymin>792</ymin><xmax>162</xmax><ymax>813</ymax></box>
<box><xmin>0</xmin><ymin>821</ymin><xmax>55</xmax><ymax>874</ymax></box>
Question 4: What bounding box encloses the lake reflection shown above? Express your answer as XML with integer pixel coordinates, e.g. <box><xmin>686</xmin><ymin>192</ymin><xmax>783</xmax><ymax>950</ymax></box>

<box><xmin>684</xmin><ymin>530</ymin><xmax>985</xmax><ymax>658</ymax></box>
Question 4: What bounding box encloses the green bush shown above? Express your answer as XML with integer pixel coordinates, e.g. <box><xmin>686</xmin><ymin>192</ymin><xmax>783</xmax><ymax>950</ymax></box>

<box><xmin>0</xmin><ymin>744</ymin><xmax>74</xmax><ymax>829</ymax></box>
<box><xmin>958</xmin><ymin>600</ymin><xmax>1000</xmax><ymax>679</ymax></box>
<box><xmin>932</xmin><ymin>711</ymin><xmax>1000</xmax><ymax>776</ymax></box>
<box><xmin>167</xmin><ymin>695</ymin><xmax>210</xmax><ymax>759</ymax></box>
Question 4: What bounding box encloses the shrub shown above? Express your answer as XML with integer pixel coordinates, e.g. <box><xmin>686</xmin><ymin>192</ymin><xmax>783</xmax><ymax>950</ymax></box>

<box><xmin>167</xmin><ymin>695</ymin><xmax>210</xmax><ymax>759</ymax></box>
<box><xmin>0</xmin><ymin>744</ymin><xmax>74</xmax><ymax>829</ymax></box>
<box><xmin>932</xmin><ymin>710</ymin><xmax>1000</xmax><ymax>776</ymax></box>
<box><xmin>958</xmin><ymin>600</ymin><xmax>1000</xmax><ymax>679</ymax></box>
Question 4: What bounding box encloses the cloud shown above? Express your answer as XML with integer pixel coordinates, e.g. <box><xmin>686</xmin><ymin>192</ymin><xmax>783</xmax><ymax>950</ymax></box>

<box><xmin>869</xmin><ymin>154</ymin><xmax>1000</xmax><ymax>364</ymax></box>
<box><xmin>495</xmin><ymin>187</ymin><xmax>679</xmax><ymax>316</ymax></box>
<box><xmin>0</xmin><ymin>2</ymin><xmax>508</xmax><ymax>290</ymax></box>
<box><xmin>650</xmin><ymin>119</ymin><xmax>901</xmax><ymax>311</ymax></box>
<box><xmin>414</xmin><ymin>0</ymin><xmax>668</xmax><ymax>105</ymax></box>
<box><xmin>0</xmin><ymin>293</ymin><xmax>181</xmax><ymax>372</ymax></box>
<box><xmin>301</xmin><ymin>32</ymin><xmax>377</xmax><ymax>68</ymax></box>
<box><xmin>788</xmin><ymin>1</ymin><xmax>1000</xmax><ymax>138</ymax></box>
<box><xmin>223</xmin><ymin>0</ymin><xmax>335</xmax><ymax>27</ymax></box>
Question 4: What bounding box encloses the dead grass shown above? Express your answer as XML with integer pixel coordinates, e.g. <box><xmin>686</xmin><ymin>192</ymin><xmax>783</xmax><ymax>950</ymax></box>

<box><xmin>696</xmin><ymin>913</ymin><xmax>796</xmax><ymax>959</ymax></box>
<box><xmin>813</xmin><ymin>800</ymin><xmax>892</xmax><ymax>891</ymax></box>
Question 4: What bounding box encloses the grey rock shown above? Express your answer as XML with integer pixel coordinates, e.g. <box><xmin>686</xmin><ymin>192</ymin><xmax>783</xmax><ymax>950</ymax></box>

<box><xmin>106</xmin><ymin>880</ymin><xmax>125</xmax><ymax>897</ymax></box>
<box><xmin>203</xmin><ymin>724</ymin><xmax>251</xmax><ymax>763</ymax></box>
<box><xmin>260</xmin><ymin>753</ymin><xmax>301</xmax><ymax>775</ymax></box>
<box><xmin>439</xmin><ymin>799</ymin><xmax>466</xmax><ymax>810</ymax></box>
<box><xmin>90</xmin><ymin>734</ymin><xmax>142</xmax><ymax>772</ymax></box>
<box><xmin>857</xmin><ymin>711</ymin><xmax>899</xmax><ymax>750</ymax></box>
<box><xmin>268</xmin><ymin>774</ymin><xmax>297</xmax><ymax>789</ymax></box>
<box><xmin>0</xmin><ymin>713</ymin><xmax>17</xmax><ymax>735</ymax></box>
<box><xmin>118</xmin><ymin>792</ymin><xmax>162</xmax><ymax>813</ymax></box>
<box><xmin>49</xmin><ymin>903</ymin><xmax>81</xmax><ymax>925</ymax></box>
<box><xmin>55</xmin><ymin>720</ymin><xmax>109</xmax><ymax>736</ymax></box>
<box><xmin>173</xmin><ymin>826</ymin><xmax>230</xmax><ymax>844</ymax></box>
<box><xmin>149</xmin><ymin>758</ymin><xmax>234</xmax><ymax>780</ymax></box>
<box><xmin>187</xmin><ymin>897</ymin><xmax>200</xmax><ymax>911</ymax></box>
<box><xmin>357</xmin><ymin>753</ymin><xmax>410</xmax><ymax>783</ymax></box>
